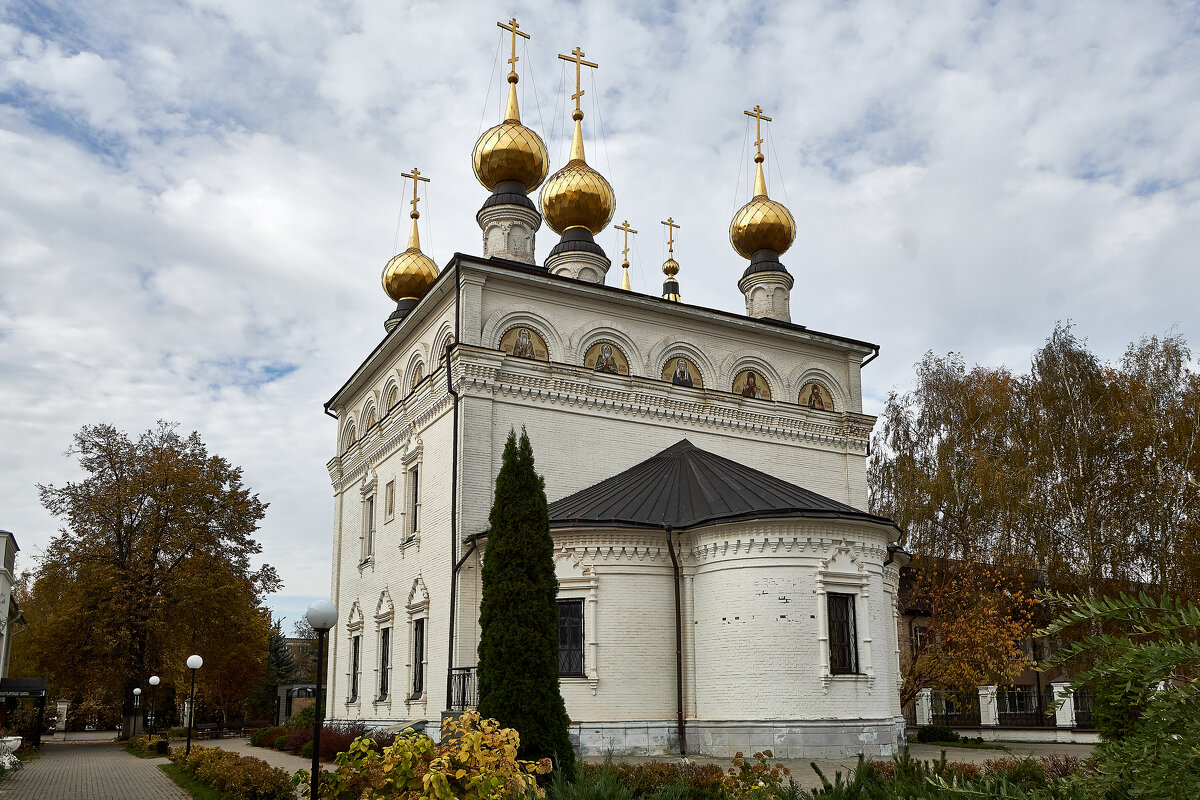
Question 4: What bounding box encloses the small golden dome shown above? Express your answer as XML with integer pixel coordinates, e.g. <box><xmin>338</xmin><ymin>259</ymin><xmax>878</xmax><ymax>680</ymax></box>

<box><xmin>382</xmin><ymin>213</ymin><xmax>438</xmax><ymax>302</ymax></box>
<box><xmin>473</xmin><ymin>122</ymin><xmax>549</xmax><ymax>191</ymax></box>
<box><xmin>541</xmin><ymin>108</ymin><xmax>614</xmax><ymax>235</ymax></box>
<box><xmin>382</xmin><ymin>247</ymin><xmax>438</xmax><ymax>302</ymax></box>
<box><xmin>730</xmin><ymin>195</ymin><xmax>796</xmax><ymax>258</ymax></box>
<box><xmin>662</xmin><ymin>257</ymin><xmax>679</xmax><ymax>277</ymax></box>
<box><xmin>541</xmin><ymin>160</ymin><xmax>615</xmax><ymax>235</ymax></box>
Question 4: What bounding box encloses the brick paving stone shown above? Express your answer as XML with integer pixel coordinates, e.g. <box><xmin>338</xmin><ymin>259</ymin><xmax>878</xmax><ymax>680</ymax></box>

<box><xmin>0</xmin><ymin>741</ymin><xmax>188</xmax><ymax>800</ymax></box>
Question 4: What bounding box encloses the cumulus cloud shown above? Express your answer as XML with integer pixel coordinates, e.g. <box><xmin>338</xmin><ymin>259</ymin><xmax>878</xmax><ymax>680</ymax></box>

<box><xmin>1</xmin><ymin>0</ymin><xmax>1197</xmax><ymax>612</ymax></box>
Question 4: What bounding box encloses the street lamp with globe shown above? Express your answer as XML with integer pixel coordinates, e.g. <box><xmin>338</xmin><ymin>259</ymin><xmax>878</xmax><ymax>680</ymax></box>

<box><xmin>148</xmin><ymin>676</ymin><xmax>160</xmax><ymax>736</ymax></box>
<box><xmin>306</xmin><ymin>599</ymin><xmax>338</xmax><ymax>800</ymax></box>
<box><xmin>132</xmin><ymin>688</ymin><xmax>141</xmax><ymax>737</ymax></box>
<box><xmin>185</xmin><ymin>655</ymin><xmax>203</xmax><ymax>755</ymax></box>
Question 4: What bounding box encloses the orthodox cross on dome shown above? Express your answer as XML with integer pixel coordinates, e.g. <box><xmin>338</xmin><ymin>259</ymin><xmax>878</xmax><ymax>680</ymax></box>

<box><xmin>558</xmin><ymin>47</ymin><xmax>598</xmax><ymax>114</ymax></box>
<box><xmin>661</xmin><ymin>217</ymin><xmax>680</xmax><ymax>258</ymax></box>
<box><xmin>498</xmin><ymin>18</ymin><xmax>529</xmax><ymax>77</ymax></box>
<box><xmin>615</xmin><ymin>219</ymin><xmax>637</xmax><ymax>290</ymax></box>
<box><xmin>615</xmin><ymin>220</ymin><xmax>637</xmax><ymax>264</ymax></box>
<box><xmin>744</xmin><ymin>104</ymin><xmax>772</xmax><ymax>162</ymax></box>
<box><xmin>401</xmin><ymin>167</ymin><xmax>430</xmax><ymax>219</ymax></box>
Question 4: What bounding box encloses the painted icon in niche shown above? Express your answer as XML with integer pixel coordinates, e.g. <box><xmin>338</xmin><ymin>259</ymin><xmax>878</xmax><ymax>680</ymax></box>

<box><xmin>499</xmin><ymin>326</ymin><xmax>548</xmax><ymax>361</ymax></box>
<box><xmin>732</xmin><ymin>369</ymin><xmax>771</xmax><ymax>400</ymax></box>
<box><xmin>661</xmin><ymin>356</ymin><xmax>703</xmax><ymax>388</ymax></box>
<box><xmin>411</xmin><ymin>363</ymin><xmax>425</xmax><ymax>388</ymax></box>
<box><xmin>799</xmin><ymin>381</ymin><xmax>834</xmax><ymax>411</ymax></box>
<box><xmin>584</xmin><ymin>341</ymin><xmax>628</xmax><ymax>375</ymax></box>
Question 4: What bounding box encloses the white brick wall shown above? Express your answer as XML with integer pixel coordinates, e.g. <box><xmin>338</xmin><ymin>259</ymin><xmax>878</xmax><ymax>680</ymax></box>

<box><xmin>323</xmin><ymin>255</ymin><xmax>900</xmax><ymax>757</ymax></box>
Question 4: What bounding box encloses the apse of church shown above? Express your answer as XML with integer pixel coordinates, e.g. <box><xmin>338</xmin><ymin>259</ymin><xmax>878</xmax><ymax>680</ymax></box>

<box><xmin>324</xmin><ymin>18</ymin><xmax>905</xmax><ymax>759</ymax></box>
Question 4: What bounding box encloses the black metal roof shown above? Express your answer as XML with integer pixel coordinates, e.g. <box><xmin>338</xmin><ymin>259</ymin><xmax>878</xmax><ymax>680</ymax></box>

<box><xmin>548</xmin><ymin>439</ymin><xmax>899</xmax><ymax>532</ymax></box>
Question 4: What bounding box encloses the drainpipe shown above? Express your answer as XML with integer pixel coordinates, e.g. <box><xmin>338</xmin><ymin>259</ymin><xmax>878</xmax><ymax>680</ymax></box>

<box><xmin>664</xmin><ymin>525</ymin><xmax>687</xmax><ymax>755</ymax></box>
<box><xmin>444</xmin><ymin>259</ymin><xmax>462</xmax><ymax>711</ymax></box>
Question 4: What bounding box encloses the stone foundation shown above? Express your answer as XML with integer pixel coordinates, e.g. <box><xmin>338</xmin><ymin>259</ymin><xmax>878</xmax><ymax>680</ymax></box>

<box><xmin>572</xmin><ymin>717</ymin><xmax>907</xmax><ymax>759</ymax></box>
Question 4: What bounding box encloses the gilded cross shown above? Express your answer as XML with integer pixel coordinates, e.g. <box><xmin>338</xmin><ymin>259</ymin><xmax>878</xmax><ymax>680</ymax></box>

<box><xmin>615</xmin><ymin>220</ymin><xmax>638</xmax><ymax>262</ymax></box>
<box><xmin>401</xmin><ymin>168</ymin><xmax>430</xmax><ymax>216</ymax></box>
<box><xmin>557</xmin><ymin>47</ymin><xmax>598</xmax><ymax>112</ymax></box>
<box><xmin>497</xmin><ymin>18</ymin><xmax>529</xmax><ymax>74</ymax></box>
<box><xmin>661</xmin><ymin>217</ymin><xmax>680</xmax><ymax>257</ymax></box>
<box><xmin>744</xmin><ymin>104</ymin><xmax>772</xmax><ymax>158</ymax></box>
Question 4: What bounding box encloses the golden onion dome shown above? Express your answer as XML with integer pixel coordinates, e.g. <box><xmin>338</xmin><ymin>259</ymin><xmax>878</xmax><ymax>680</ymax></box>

<box><xmin>729</xmin><ymin>156</ymin><xmax>796</xmax><ymax>258</ymax></box>
<box><xmin>540</xmin><ymin>110</ymin><xmax>615</xmax><ymax>235</ymax></box>
<box><xmin>382</xmin><ymin>214</ymin><xmax>438</xmax><ymax>302</ymax></box>
<box><xmin>472</xmin><ymin>74</ymin><xmax>549</xmax><ymax>191</ymax></box>
<box><xmin>662</xmin><ymin>257</ymin><xmax>679</xmax><ymax>277</ymax></box>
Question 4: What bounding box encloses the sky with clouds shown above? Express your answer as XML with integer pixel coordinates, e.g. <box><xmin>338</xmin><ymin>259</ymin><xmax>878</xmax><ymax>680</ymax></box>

<box><xmin>2</xmin><ymin>0</ymin><xmax>1198</xmax><ymax>627</ymax></box>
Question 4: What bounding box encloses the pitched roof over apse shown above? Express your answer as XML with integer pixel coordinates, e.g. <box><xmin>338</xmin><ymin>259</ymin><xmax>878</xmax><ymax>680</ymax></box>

<box><xmin>548</xmin><ymin>439</ymin><xmax>900</xmax><ymax>533</ymax></box>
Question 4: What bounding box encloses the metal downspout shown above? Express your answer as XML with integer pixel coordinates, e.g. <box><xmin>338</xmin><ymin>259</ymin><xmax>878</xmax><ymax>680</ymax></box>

<box><xmin>444</xmin><ymin>259</ymin><xmax>462</xmax><ymax>711</ymax></box>
<box><xmin>665</xmin><ymin>525</ymin><xmax>687</xmax><ymax>755</ymax></box>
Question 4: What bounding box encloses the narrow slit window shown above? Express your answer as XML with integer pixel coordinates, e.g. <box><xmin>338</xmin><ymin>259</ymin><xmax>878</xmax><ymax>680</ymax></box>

<box><xmin>350</xmin><ymin>635</ymin><xmax>361</xmax><ymax>701</ymax></box>
<box><xmin>411</xmin><ymin>618</ymin><xmax>425</xmax><ymax>698</ymax></box>
<box><xmin>378</xmin><ymin>628</ymin><xmax>391</xmax><ymax>700</ymax></box>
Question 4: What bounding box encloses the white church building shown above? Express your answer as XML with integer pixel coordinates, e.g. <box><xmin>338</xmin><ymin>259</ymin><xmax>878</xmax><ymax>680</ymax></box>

<box><xmin>323</xmin><ymin>21</ymin><xmax>907</xmax><ymax>759</ymax></box>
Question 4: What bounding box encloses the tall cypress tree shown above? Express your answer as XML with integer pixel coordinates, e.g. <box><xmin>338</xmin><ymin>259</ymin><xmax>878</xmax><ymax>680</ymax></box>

<box><xmin>477</xmin><ymin>428</ymin><xmax>576</xmax><ymax>777</ymax></box>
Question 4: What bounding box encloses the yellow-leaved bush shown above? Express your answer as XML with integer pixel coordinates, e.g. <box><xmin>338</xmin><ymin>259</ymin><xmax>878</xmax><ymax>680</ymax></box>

<box><xmin>305</xmin><ymin>711</ymin><xmax>551</xmax><ymax>800</ymax></box>
<box><xmin>168</xmin><ymin>744</ymin><xmax>293</xmax><ymax>800</ymax></box>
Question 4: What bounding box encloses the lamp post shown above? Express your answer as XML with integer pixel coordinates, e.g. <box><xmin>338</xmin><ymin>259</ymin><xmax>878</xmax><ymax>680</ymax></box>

<box><xmin>132</xmin><ymin>688</ymin><xmax>142</xmax><ymax>737</ymax></box>
<box><xmin>306</xmin><ymin>599</ymin><xmax>338</xmax><ymax>800</ymax></box>
<box><xmin>184</xmin><ymin>654</ymin><xmax>203</xmax><ymax>756</ymax></box>
<box><xmin>148</xmin><ymin>676</ymin><xmax>160</xmax><ymax>737</ymax></box>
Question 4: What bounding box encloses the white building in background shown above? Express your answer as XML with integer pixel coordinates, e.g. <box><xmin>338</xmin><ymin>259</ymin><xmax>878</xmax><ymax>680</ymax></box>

<box><xmin>323</xmin><ymin>21</ymin><xmax>907</xmax><ymax>759</ymax></box>
<box><xmin>0</xmin><ymin>531</ymin><xmax>24</xmax><ymax>680</ymax></box>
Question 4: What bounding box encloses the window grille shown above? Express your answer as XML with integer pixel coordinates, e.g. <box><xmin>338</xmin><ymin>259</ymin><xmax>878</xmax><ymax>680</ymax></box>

<box><xmin>378</xmin><ymin>628</ymin><xmax>390</xmax><ymax>700</ymax></box>
<box><xmin>411</xmin><ymin>618</ymin><xmax>425</xmax><ymax>698</ymax></box>
<box><xmin>350</xmin><ymin>635</ymin><xmax>361</xmax><ymax>701</ymax></box>
<box><xmin>827</xmin><ymin>592</ymin><xmax>858</xmax><ymax>674</ymax></box>
<box><xmin>557</xmin><ymin>599</ymin><xmax>585</xmax><ymax>677</ymax></box>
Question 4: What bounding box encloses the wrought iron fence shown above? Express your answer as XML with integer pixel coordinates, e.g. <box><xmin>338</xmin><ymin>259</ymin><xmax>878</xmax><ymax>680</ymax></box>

<box><xmin>902</xmin><ymin>701</ymin><xmax>917</xmax><ymax>727</ymax></box>
<box><xmin>1073</xmin><ymin>687</ymin><xmax>1094</xmax><ymax>729</ymax></box>
<box><xmin>997</xmin><ymin>684</ymin><xmax>1053</xmax><ymax>727</ymax></box>
<box><xmin>449</xmin><ymin>667</ymin><xmax>477</xmax><ymax>711</ymax></box>
<box><xmin>931</xmin><ymin>690</ymin><xmax>980</xmax><ymax>727</ymax></box>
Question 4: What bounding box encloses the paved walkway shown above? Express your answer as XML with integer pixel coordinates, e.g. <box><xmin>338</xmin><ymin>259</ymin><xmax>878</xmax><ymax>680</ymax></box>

<box><xmin>0</xmin><ymin>741</ymin><xmax>187</xmax><ymax>799</ymax></box>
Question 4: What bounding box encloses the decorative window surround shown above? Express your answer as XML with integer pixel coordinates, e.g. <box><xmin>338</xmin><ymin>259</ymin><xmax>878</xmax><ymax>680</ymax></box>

<box><xmin>384</xmin><ymin>479</ymin><xmax>396</xmax><ymax>523</ymax></box>
<box><xmin>814</xmin><ymin>541</ymin><xmax>874</xmax><ymax>692</ymax></box>
<box><xmin>406</xmin><ymin>577</ymin><xmax>430</xmax><ymax>710</ymax></box>
<box><xmin>374</xmin><ymin>589</ymin><xmax>395</xmax><ymax>706</ymax></box>
<box><xmin>401</xmin><ymin>441</ymin><xmax>423</xmax><ymax>547</ymax></box>
<box><xmin>555</xmin><ymin>548</ymin><xmax>600</xmax><ymax>695</ymax></box>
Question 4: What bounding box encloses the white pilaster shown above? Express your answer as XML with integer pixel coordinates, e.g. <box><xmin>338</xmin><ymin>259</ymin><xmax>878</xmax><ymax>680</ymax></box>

<box><xmin>978</xmin><ymin>685</ymin><xmax>999</xmax><ymax>726</ymax></box>
<box><xmin>915</xmin><ymin>688</ymin><xmax>932</xmax><ymax>726</ymax></box>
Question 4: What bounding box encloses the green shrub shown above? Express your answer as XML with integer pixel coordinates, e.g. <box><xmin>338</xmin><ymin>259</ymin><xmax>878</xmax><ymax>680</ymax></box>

<box><xmin>305</xmin><ymin>710</ymin><xmax>550</xmax><ymax>799</ymax></box>
<box><xmin>249</xmin><ymin>726</ymin><xmax>278</xmax><ymax>747</ymax></box>
<box><xmin>580</xmin><ymin>760</ymin><xmax>724</xmax><ymax>797</ymax></box>
<box><xmin>300</xmin><ymin>740</ymin><xmax>313</xmax><ymax>759</ymax></box>
<box><xmin>548</xmin><ymin>765</ymin><xmax>632</xmax><ymax>800</ymax></box>
<box><xmin>272</xmin><ymin>735</ymin><xmax>288</xmax><ymax>750</ymax></box>
<box><xmin>914</xmin><ymin>724</ymin><xmax>960</xmax><ymax>743</ymax></box>
<box><xmin>286</xmin><ymin>704</ymin><xmax>316</xmax><ymax>730</ymax></box>
<box><xmin>126</xmin><ymin>733</ymin><xmax>168</xmax><ymax>756</ymax></box>
<box><xmin>169</xmin><ymin>744</ymin><xmax>292</xmax><ymax>800</ymax></box>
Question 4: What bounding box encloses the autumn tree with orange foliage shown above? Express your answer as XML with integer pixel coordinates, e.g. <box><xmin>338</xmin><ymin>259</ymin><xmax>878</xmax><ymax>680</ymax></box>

<box><xmin>29</xmin><ymin>422</ymin><xmax>280</xmax><ymax>735</ymax></box>
<box><xmin>898</xmin><ymin>556</ymin><xmax>1038</xmax><ymax>707</ymax></box>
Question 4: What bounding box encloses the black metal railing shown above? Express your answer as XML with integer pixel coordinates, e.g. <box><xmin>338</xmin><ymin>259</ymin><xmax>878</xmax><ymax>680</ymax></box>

<box><xmin>1073</xmin><ymin>688</ymin><xmax>1094</xmax><ymax>729</ymax></box>
<box><xmin>931</xmin><ymin>690</ymin><xmax>980</xmax><ymax>727</ymax></box>
<box><xmin>997</xmin><ymin>685</ymin><xmax>1052</xmax><ymax>727</ymax></box>
<box><xmin>902</xmin><ymin>701</ymin><xmax>917</xmax><ymax>727</ymax></box>
<box><xmin>450</xmin><ymin>667</ymin><xmax>477</xmax><ymax>711</ymax></box>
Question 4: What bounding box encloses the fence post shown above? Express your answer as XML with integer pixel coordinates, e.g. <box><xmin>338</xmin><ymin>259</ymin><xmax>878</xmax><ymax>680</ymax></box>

<box><xmin>1051</xmin><ymin>680</ymin><xmax>1075</xmax><ymax>741</ymax></box>
<box><xmin>915</xmin><ymin>688</ymin><xmax>933</xmax><ymax>727</ymax></box>
<box><xmin>978</xmin><ymin>685</ymin><xmax>999</xmax><ymax>726</ymax></box>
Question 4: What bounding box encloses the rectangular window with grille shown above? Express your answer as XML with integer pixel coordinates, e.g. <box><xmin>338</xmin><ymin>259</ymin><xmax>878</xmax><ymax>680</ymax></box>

<box><xmin>827</xmin><ymin>592</ymin><xmax>858</xmax><ymax>674</ymax></box>
<box><xmin>407</xmin><ymin>466</ymin><xmax>420</xmax><ymax>541</ymax></box>
<box><xmin>378</xmin><ymin>628</ymin><xmax>390</xmax><ymax>700</ymax></box>
<box><xmin>410</xmin><ymin>618</ymin><xmax>425</xmax><ymax>698</ymax></box>
<box><xmin>557</xmin><ymin>599</ymin><xmax>584</xmax><ymax>677</ymax></box>
<box><xmin>350</xmin><ymin>635</ymin><xmax>361</xmax><ymax>701</ymax></box>
<box><xmin>362</xmin><ymin>495</ymin><xmax>375</xmax><ymax>558</ymax></box>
